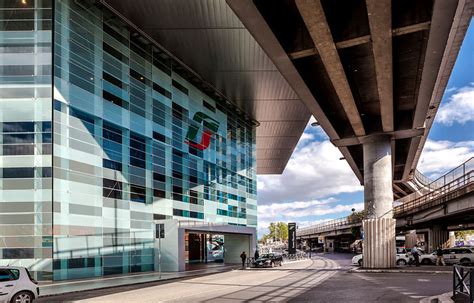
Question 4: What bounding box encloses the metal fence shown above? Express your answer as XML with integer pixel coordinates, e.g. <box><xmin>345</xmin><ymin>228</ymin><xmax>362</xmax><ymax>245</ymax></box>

<box><xmin>296</xmin><ymin>217</ymin><xmax>362</xmax><ymax>237</ymax></box>
<box><xmin>395</xmin><ymin>157</ymin><xmax>474</xmax><ymax>205</ymax></box>
<box><xmin>453</xmin><ymin>265</ymin><xmax>474</xmax><ymax>302</ymax></box>
<box><xmin>394</xmin><ymin>169</ymin><xmax>474</xmax><ymax>216</ymax></box>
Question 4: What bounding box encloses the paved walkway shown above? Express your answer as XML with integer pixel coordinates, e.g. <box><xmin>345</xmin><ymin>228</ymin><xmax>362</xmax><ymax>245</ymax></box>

<box><xmin>38</xmin><ymin>258</ymin><xmax>338</xmax><ymax>302</ymax></box>
<box><xmin>37</xmin><ymin>255</ymin><xmax>453</xmax><ymax>302</ymax></box>
<box><xmin>39</xmin><ymin>264</ymin><xmax>241</xmax><ymax>297</ymax></box>
<box><xmin>39</xmin><ymin>259</ymin><xmax>310</xmax><ymax>298</ymax></box>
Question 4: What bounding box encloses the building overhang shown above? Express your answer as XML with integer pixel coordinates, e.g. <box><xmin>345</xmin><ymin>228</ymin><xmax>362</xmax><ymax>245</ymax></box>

<box><xmin>101</xmin><ymin>0</ymin><xmax>312</xmax><ymax>175</ymax></box>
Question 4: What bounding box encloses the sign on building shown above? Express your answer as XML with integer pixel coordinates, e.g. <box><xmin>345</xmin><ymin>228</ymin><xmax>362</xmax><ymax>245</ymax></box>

<box><xmin>288</xmin><ymin>222</ymin><xmax>296</xmax><ymax>254</ymax></box>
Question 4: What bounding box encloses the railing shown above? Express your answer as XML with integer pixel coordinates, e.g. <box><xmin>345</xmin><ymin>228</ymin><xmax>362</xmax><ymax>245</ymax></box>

<box><xmin>283</xmin><ymin>252</ymin><xmax>308</xmax><ymax>261</ymax></box>
<box><xmin>453</xmin><ymin>265</ymin><xmax>474</xmax><ymax>302</ymax></box>
<box><xmin>413</xmin><ymin>169</ymin><xmax>433</xmax><ymax>187</ymax></box>
<box><xmin>394</xmin><ymin>169</ymin><xmax>474</xmax><ymax>216</ymax></box>
<box><xmin>296</xmin><ymin>216</ymin><xmax>362</xmax><ymax>237</ymax></box>
<box><xmin>396</xmin><ymin>157</ymin><xmax>474</xmax><ymax>205</ymax></box>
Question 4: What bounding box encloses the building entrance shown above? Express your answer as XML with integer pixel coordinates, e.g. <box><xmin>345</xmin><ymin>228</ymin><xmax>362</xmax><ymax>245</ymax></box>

<box><xmin>185</xmin><ymin>233</ymin><xmax>225</xmax><ymax>264</ymax></box>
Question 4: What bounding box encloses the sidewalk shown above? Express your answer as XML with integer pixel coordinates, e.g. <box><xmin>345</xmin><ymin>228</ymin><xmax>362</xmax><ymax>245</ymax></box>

<box><xmin>39</xmin><ymin>264</ymin><xmax>240</xmax><ymax>297</ymax></box>
<box><xmin>350</xmin><ymin>265</ymin><xmax>453</xmax><ymax>274</ymax></box>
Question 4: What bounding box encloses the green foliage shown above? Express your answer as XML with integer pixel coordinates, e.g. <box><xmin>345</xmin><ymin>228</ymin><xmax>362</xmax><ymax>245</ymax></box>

<box><xmin>260</xmin><ymin>222</ymin><xmax>289</xmax><ymax>242</ymax></box>
<box><xmin>347</xmin><ymin>210</ymin><xmax>365</xmax><ymax>223</ymax></box>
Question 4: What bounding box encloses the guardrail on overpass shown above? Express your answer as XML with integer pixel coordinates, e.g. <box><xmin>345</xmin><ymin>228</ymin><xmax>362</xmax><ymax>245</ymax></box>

<box><xmin>394</xmin><ymin>157</ymin><xmax>474</xmax><ymax>216</ymax></box>
<box><xmin>296</xmin><ymin>217</ymin><xmax>362</xmax><ymax>237</ymax></box>
<box><xmin>297</xmin><ymin>158</ymin><xmax>473</xmax><ymax>238</ymax></box>
<box><xmin>396</xmin><ymin>158</ymin><xmax>473</xmax><ymax>204</ymax></box>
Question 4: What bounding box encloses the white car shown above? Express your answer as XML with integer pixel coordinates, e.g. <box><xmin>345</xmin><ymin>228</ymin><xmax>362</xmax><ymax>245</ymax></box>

<box><xmin>0</xmin><ymin>266</ymin><xmax>39</xmax><ymax>303</ymax></box>
<box><xmin>352</xmin><ymin>252</ymin><xmax>411</xmax><ymax>266</ymax></box>
<box><xmin>418</xmin><ymin>247</ymin><xmax>474</xmax><ymax>265</ymax></box>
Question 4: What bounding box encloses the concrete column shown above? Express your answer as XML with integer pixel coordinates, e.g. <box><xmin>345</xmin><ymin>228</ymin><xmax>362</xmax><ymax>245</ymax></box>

<box><xmin>362</xmin><ymin>136</ymin><xmax>396</xmax><ymax>268</ymax></box>
<box><xmin>429</xmin><ymin>225</ymin><xmax>449</xmax><ymax>251</ymax></box>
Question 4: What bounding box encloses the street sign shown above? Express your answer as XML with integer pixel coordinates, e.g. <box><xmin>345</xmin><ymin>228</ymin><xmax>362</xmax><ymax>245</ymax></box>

<box><xmin>288</xmin><ymin>222</ymin><xmax>296</xmax><ymax>254</ymax></box>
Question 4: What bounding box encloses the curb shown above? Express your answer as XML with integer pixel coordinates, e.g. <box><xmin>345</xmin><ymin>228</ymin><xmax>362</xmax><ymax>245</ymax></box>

<box><xmin>349</xmin><ymin>267</ymin><xmax>451</xmax><ymax>274</ymax></box>
<box><xmin>419</xmin><ymin>292</ymin><xmax>453</xmax><ymax>303</ymax></box>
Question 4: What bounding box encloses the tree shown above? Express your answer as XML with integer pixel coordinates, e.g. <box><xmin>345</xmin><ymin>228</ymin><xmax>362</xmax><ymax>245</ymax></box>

<box><xmin>347</xmin><ymin>210</ymin><xmax>365</xmax><ymax>223</ymax></box>
<box><xmin>261</xmin><ymin>222</ymin><xmax>289</xmax><ymax>242</ymax></box>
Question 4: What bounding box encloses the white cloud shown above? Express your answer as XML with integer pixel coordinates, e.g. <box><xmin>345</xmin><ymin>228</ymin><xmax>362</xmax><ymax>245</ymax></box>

<box><xmin>257</xmin><ymin>138</ymin><xmax>363</xmax><ymax>205</ymax></box>
<box><xmin>418</xmin><ymin>139</ymin><xmax>474</xmax><ymax>178</ymax></box>
<box><xmin>258</xmin><ymin>200</ymin><xmax>364</xmax><ymax>220</ymax></box>
<box><xmin>256</xmin><ymin>200</ymin><xmax>364</xmax><ymax>237</ymax></box>
<box><xmin>436</xmin><ymin>85</ymin><xmax>474</xmax><ymax>125</ymax></box>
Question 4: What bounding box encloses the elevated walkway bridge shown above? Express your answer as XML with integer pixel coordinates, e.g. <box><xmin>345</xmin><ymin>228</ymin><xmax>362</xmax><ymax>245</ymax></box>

<box><xmin>297</xmin><ymin>158</ymin><xmax>474</xmax><ymax>253</ymax></box>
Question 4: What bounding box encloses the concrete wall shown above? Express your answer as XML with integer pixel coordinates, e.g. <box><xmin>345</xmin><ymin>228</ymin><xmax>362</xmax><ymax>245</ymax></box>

<box><xmin>154</xmin><ymin>219</ymin><xmax>185</xmax><ymax>272</ymax></box>
<box><xmin>224</xmin><ymin>234</ymin><xmax>252</xmax><ymax>264</ymax></box>
<box><xmin>363</xmin><ymin>218</ymin><xmax>396</xmax><ymax>268</ymax></box>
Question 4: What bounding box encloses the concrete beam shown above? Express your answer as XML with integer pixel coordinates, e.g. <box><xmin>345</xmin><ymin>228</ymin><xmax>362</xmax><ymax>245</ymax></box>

<box><xmin>366</xmin><ymin>0</ymin><xmax>393</xmax><ymax>132</ymax></box>
<box><xmin>295</xmin><ymin>0</ymin><xmax>366</xmax><ymax>137</ymax></box>
<box><xmin>393</xmin><ymin>183</ymin><xmax>408</xmax><ymax>196</ymax></box>
<box><xmin>407</xmin><ymin>0</ymin><xmax>471</xmax><ymax>180</ymax></box>
<box><xmin>227</xmin><ymin>0</ymin><xmax>340</xmax><ymax>141</ymax></box>
<box><xmin>392</xmin><ymin>21</ymin><xmax>431</xmax><ymax>36</ymax></box>
<box><xmin>331</xmin><ymin>128</ymin><xmax>425</xmax><ymax>147</ymax></box>
<box><xmin>288</xmin><ymin>48</ymin><xmax>318</xmax><ymax>60</ymax></box>
<box><xmin>288</xmin><ymin>22</ymin><xmax>430</xmax><ymax>60</ymax></box>
<box><xmin>335</xmin><ymin>35</ymin><xmax>372</xmax><ymax>49</ymax></box>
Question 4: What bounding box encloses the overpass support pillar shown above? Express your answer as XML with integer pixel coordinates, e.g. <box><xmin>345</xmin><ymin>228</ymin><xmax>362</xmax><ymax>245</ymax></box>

<box><xmin>429</xmin><ymin>225</ymin><xmax>449</xmax><ymax>252</ymax></box>
<box><xmin>362</xmin><ymin>136</ymin><xmax>396</xmax><ymax>268</ymax></box>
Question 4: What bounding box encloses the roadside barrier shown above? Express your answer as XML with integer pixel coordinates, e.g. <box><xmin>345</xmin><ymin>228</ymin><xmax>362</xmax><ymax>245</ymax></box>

<box><xmin>453</xmin><ymin>265</ymin><xmax>474</xmax><ymax>302</ymax></box>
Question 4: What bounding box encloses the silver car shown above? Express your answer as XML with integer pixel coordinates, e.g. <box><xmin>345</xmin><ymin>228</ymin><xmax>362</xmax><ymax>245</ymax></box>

<box><xmin>0</xmin><ymin>266</ymin><xmax>39</xmax><ymax>303</ymax></box>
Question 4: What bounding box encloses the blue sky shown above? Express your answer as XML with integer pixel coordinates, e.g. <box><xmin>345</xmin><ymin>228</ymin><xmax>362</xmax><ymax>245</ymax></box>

<box><xmin>256</xmin><ymin>22</ymin><xmax>474</xmax><ymax>236</ymax></box>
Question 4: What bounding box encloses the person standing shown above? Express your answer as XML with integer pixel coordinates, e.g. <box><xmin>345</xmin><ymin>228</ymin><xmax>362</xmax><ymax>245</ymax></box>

<box><xmin>254</xmin><ymin>250</ymin><xmax>259</xmax><ymax>260</ymax></box>
<box><xmin>412</xmin><ymin>245</ymin><xmax>420</xmax><ymax>267</ymax></box>
<box><xmin>240</xmin><ymin>251</ymin><xmax>247</xmax><ymax>269</ymax></box>
<box><xmin>436</xmin><ymin>246</ymin><xmax>445</xmax><ymax>266</ymax></box>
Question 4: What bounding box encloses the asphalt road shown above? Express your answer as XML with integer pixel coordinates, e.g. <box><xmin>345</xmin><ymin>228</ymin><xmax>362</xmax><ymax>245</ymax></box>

<box><xmin>37</xmin><ymin>254</ymin><xmax>452</xmax><ymax>302</ymax></box>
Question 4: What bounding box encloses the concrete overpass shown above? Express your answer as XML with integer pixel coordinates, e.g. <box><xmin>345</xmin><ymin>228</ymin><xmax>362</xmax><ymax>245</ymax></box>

<box><xmin>298</xmin><ymin>158</ymin><xmax>474</xmax><ymax>254</ymax></box>
<box><xmin>228</xmin><ymin>0</ymin><xmax>473</xmax><ymax>267</ymax></box>
<box><xmin>101</xmin><ymin>0</ymin><xmax>472</xmax><ymax>268</ymax></box>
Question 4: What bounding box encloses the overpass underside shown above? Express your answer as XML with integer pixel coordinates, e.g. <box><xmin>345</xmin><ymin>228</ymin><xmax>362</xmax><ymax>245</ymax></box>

<box><xmin>229</xmin><ymin>0</ymin><xmax>473</xmax><ymax>268</ymax></box>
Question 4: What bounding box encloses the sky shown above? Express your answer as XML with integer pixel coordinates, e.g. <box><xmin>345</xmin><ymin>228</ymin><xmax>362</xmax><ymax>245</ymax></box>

<box><xmin>256</xmin><ymin>22</ymin><xmax>474</xmax><ymax>237</ymax></box>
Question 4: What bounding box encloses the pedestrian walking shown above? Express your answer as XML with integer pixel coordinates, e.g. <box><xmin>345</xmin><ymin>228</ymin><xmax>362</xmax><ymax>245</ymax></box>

<box><xmin>240</xmin><ymin>251</ymin><xmax>247</xmax><ymax>269</ymax></box>
<box><xmin>412</xmin><ymin>245</ymin><xmax>420</xmax><ymax>267</ymax></box>
<box><xmin>436</xmin><ymin>246</ymin><xmax>445</xmax><ymax>266</ymax></box>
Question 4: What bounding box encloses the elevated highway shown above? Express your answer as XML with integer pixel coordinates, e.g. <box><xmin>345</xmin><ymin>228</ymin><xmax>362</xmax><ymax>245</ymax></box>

<box><xmin>229</xmin><ymin>0</ymin><xmax>473</xmax><ymax>267</ymax></box>
<box><xmin>106</xmin><ymin>0</ymin><xmax>474</xmax><ymax>268</ymax></box>
<box><xmin>297</xmin><ymin>158</ymin><xmax>474</xmax><ymax>253</ymax></box>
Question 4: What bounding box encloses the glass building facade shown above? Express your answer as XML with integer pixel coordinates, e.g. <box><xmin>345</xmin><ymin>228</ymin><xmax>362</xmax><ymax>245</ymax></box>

<box><xmin>0</xmin><ymin>0</ymin><xmax>257</xmax><ymax>280</ymax></box>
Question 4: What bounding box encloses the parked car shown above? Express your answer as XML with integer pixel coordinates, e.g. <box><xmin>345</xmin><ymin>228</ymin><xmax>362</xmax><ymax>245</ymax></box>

<box><xmin>352</xmin><ymin>252</ymin><xmax>412</xmax><ymax>266</ymax></box>
<box><xmin>416</xmin><ymin>247</ymin><xmax>474</xmax><ymax>265</ymax></box>
<box><xmin>418</xmin><ymin>252</ymin><xmax>437</xmax><ymax>265</ymax></box>
<box><xmin>0</xmin><ymin>266</ymin><xmax>39</xmax><ymax>303</ymax></box>
<box><xmin>253</xmin><ymin>253</ymin><xmax>283</xmax><ymax>268</ymax></box>
<box><xmin>442</xmin><ymin>247</ymin><xmax>474</xmax><ymax>265</ymax></box>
